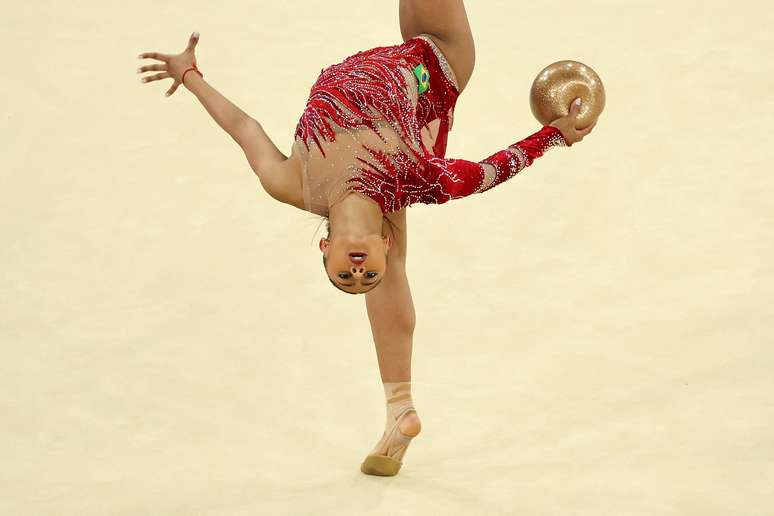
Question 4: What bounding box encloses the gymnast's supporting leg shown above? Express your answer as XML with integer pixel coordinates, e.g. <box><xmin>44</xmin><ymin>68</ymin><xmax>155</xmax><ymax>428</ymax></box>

<box><xmin>360</xmin><ymin>211</ymin><xmax>421</xmax><ymax>476</ymax></box>
<box><xmin>362</xmin><ymin>266</ymin><xmax>421</xmax><ymax>475</ymax></box>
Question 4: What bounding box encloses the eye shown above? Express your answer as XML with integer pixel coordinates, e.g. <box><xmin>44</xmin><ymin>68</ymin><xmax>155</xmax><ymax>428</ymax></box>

<box><xmin>337</xmin><ymin>271</ymin><xmax>377</xmax><ymax>280</ymax></box>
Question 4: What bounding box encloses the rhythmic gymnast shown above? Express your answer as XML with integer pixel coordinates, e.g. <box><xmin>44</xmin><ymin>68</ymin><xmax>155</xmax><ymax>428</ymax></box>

<box><xmin>136</xmin><ymin>0</ymin><xmax>597</xmax><ymax>476</ymax></box>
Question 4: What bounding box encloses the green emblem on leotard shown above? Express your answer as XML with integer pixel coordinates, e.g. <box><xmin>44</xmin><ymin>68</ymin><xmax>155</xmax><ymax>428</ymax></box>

<box><xmin>413</xmin><ymin>63</ymin><xmax>430</xmax><ymax>94</ymax></box>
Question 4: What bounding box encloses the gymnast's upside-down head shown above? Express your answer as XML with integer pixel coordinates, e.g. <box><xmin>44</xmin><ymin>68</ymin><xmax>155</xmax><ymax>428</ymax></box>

<box><xmin>319</xmin><ymin>219</ymin><xmax>392</xmax><ymax>295</ymax></box>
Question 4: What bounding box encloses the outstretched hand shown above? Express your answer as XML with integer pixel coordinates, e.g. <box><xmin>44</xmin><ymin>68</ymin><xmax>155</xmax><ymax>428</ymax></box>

<box><xmin>549</xmin><ymin>97</ymin><xmax>597</xmax><ymax>146</ymax></box>
<box><xmin>137</xmin><ymin>32</ymin><xmax>201</xmax><ymax>97</ymax></box>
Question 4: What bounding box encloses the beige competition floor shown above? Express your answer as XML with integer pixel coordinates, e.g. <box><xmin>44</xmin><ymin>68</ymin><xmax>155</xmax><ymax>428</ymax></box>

<box><xmin>2</xmin><ymin>1</ymin><xmax>773</xmax><ymax>515</ymax></box>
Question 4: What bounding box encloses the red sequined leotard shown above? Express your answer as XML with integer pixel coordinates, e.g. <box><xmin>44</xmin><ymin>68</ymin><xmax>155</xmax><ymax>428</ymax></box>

<box><xmin>293</xmin><ymin>34</ymin><xmax>567</xmax><ymax>216</ymax></box>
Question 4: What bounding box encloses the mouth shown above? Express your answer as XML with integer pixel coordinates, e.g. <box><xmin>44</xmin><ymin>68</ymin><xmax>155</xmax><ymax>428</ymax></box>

<box><xmin>349</xmin><ymin>251</ymin><xmax>367</xmax><ymax>264</ymax></box>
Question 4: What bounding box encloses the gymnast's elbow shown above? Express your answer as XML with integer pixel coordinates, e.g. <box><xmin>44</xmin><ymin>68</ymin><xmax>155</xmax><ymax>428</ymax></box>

<box><xmin>254</xmin><ymin>157</ymin><xmax>305</xmax><ymax>209</ymax></box>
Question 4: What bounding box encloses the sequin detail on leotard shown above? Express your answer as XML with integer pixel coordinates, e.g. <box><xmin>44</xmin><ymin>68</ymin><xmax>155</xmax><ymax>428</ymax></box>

<box><xmin>292</xmin><ymin>34</ymin><xmax>567</xmax><ymax>215</ymax></box>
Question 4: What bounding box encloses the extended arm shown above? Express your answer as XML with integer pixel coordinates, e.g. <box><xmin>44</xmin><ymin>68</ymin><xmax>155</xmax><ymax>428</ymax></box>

<box><xmin>423</xmin><ymin>125</ymin><xmax>567</xmax><ymax>201</ymax></box>
<box><xmin>138</xmin><ymin>34</ymin><xmax>293</xmax><ymax>201</ymax></box>
<box><xmin>182</xmin><ymin>72</ymin><xmax>257</xmax><ymax>148</ymax></box>
<box><xmin>183</xmin><ymin>73</ymin><xmax>298</xmax><ymax>202</ymax></box>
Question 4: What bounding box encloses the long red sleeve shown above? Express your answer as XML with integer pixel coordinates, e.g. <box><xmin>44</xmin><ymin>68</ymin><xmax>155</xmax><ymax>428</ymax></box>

<box><xmin>423</xmin><ymin>125</ymin><xmax>567</xmax><ymax>202</ymax></box>
<box><xmin>346</xmin><ymin>125</ymin><xmax>568</xmax><ymax>213</ymax></box>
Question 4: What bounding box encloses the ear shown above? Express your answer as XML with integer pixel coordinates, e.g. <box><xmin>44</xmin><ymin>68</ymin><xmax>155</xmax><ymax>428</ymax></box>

<box><xmin>383</xmin><ymin>234</ymin><xmax>392</xmax><ymax>252</ymax></box>
<box><xmin>319</xmin><ymin>237</ymin><xmax>328</xmax><ymax>253</ymax></box>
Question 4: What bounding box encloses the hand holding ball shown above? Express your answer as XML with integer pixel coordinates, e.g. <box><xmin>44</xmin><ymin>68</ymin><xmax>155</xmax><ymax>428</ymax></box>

<box><xmin>529</xmin><ymin>60</ymin><xmax>605</xmax><ymax>145</ymax></box>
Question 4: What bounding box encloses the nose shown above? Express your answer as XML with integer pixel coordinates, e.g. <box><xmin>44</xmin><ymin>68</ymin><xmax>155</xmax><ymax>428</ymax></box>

<box><xmin>349</xmin><ymin>264</ymin><xmax>366</xmax><ymax>276</ymax></box>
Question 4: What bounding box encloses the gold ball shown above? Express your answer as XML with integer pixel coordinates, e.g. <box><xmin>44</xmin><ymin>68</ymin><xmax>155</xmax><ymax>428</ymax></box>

<box><xmin>529</xmin><ymin>60</ymin><xmax>605</xmax><ymax>129</ymax></box>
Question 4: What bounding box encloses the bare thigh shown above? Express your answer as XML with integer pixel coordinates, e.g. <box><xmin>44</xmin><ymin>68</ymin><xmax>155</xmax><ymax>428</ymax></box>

<box><xmin>399</xmin><ymin>0</ymin><xmax>476</xmax><ymax>94</ymax></box>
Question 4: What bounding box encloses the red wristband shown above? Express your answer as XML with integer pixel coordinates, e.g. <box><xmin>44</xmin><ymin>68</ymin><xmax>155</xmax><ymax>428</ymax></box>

<box><xmin>181</xmin><ymin>63</ymin><xmax>203</xmax><ymax>84</ymax></box>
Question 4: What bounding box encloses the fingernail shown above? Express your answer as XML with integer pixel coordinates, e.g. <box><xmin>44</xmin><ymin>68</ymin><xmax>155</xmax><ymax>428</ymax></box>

<box><xmin>575</xmin><ymin>98</ymin><xmax>582</xmax><ymax>106</ymax></box>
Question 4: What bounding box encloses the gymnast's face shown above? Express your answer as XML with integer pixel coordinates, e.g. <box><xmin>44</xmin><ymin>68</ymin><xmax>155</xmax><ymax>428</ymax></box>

<box><xmin>320</xmin><ymin>232</ymin><xmax>391</xmax><ymax>294</ymax></box>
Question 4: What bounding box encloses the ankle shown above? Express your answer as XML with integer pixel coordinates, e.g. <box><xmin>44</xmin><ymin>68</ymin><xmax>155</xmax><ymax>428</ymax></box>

<box><xmin>383</xmin><ymin>381</ymin><xmax>415</xmax><ymax>420</ymax></box>
<box><xmin>398</xmin><ymin>410</ymin><xmax>422</xmax><ymax>437</ymax></box>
